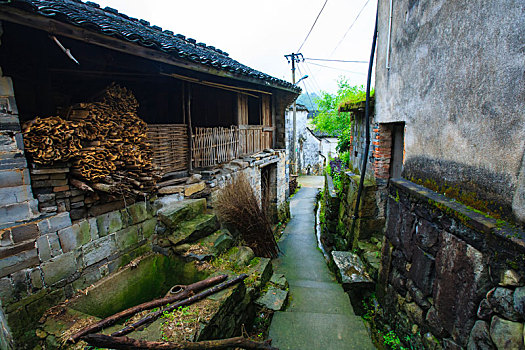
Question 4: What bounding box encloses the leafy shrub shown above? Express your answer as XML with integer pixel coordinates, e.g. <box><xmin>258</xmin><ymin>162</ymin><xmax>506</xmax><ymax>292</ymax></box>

<box><xmin>336</xmin><ymin>127</ymin><xmax>352</xmax><ymax>153</ymax></box>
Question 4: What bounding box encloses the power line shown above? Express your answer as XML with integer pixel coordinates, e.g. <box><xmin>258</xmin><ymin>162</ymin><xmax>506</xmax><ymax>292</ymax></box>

<box><xmin>329</xmin><ymin>0</ymin><xmax>370</xmax><ymax>57</ymax></box>
<box><xmin>305</xmin><ymin>58</ymin><xmax>368</xmax><ymax>63</ymax></box>
<box><xmin>297</xmin><ymin>65</ymin><xmax>317</xmax><ymax>110</ymax></box>
<box><xmin>302</xmin><ymin>62</ymin><xmax>323</xmax><ymax>93</ymax></box>
<box><xmin>308</xmin><ymin>61</ymin><xmax>367</xmax><ymax>75</ymax></box>
<box><xmin>297</xmin><ymin>0</ymin><xmax>329</xmax><ymax>52</ymax></box>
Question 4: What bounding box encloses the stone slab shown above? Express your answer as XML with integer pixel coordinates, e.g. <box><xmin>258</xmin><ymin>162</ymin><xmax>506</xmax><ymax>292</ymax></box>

<box><xmin>269</xmin><ymin>311</ymin><xmax>375</xmax><ymax>350</ymax></box>
<box><xmin>156</xmin><ymin>198</ymin><xmax>206</xmax><ymax>228</ymax></box>
<box><xmin>256</xmin><ymin>287</ymin><xmax>288</xmax><ymax>311</ymax></box>
<box><xmin>41</xmin><ymin>252</ymin><xmax>77</xmax><ymax>286</ymax></box>
<box><xmin>167</xmin><ymin>214</ymin><xmax>219</xmax><ymax>246</ymax></box>
<box><xmin>331</xmin><ymin>251</ymin><xmax>373</xmax><ymax>288</ymax></box>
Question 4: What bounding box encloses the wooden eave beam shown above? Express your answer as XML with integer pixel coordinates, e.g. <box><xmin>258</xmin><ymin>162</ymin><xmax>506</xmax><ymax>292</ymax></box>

<box><xmin>0</xmin><ymin>6</ymin><xmax>299</xmax><ymax>94</ymax></box>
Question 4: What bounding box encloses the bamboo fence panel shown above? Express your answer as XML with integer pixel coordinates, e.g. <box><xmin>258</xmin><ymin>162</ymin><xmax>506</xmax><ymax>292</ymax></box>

<box><xmin>147</xmin><ymin>124</ymin><xmax>188</xmax><ymax>174</ymax></box>
<box><xmin>192</xmin><ymin>126</ymin><xmax>239</xmax><ymax>168</ymax></box>
<box><xmin>191</xmin><ymin>126</ymin><xmax>273</xmax><ymax>168</ymax></box>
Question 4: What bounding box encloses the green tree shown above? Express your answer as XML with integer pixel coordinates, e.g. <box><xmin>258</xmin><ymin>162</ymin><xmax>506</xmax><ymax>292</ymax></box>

<box><xmin>312</xmin><ymin>80</ymin><xmax>373</xmax><ymax>158</ymax></box>
<box><xmin>312</xmin><ymin>79</ymin><xmax>370</xmax><ymax>137</ymax></box>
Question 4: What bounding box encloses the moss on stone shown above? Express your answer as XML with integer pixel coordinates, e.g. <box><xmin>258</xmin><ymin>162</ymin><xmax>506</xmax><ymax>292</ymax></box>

<box><xmin>69</xmin><ymin>254</ymin><xmax>208</xmax><ymax>318</ymax></box>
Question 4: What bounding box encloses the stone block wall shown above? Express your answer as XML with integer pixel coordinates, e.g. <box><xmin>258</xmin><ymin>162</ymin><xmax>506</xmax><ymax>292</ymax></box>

<box><xmin>0</xmin><ymin>73</ymin><xmax>38</xmax><ymax>229</ymax></box>
<box><xmin>379</xmin><ymin>178</ymin><xmax>525</xmax><ymax>349</ymax></box>
<box><xmin>321</xmin><ymin>172</ymin><xmax>385</xmax><ymax>252</ymax></box>
<box><xmin>202</xmin><ymin>149</ymin><xmax>288</xmax><ymax>222</ymax></box>
<box><xmin>0</xmin><ymin>200</ymin><xmax>157</xmax><ymax>348</ymax></box>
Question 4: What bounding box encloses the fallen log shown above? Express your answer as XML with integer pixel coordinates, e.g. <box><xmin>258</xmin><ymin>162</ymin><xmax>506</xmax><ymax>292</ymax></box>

<box><xmin>112</xmin><ymin>274</ymin><xmax>248</xmax><ymax>337</ymax></box>
<box><xmin>83</xmin><ymin>334</ymin><xmax>279</xmax><ymax>350</ymax></box>
<box><xmin>68</xmin><ymin>274</ymin><xmax>228</xmax><ymax>343</ymax></box>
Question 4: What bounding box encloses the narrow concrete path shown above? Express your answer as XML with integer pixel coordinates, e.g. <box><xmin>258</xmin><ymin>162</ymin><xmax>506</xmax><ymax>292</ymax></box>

<box><xmin>269</xmin><ymin>176</ymin><xmax>375</xmax><ymax>350</ymax></box>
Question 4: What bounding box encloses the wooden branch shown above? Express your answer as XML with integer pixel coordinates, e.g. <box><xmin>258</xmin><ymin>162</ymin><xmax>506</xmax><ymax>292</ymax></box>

<box><xmin>83</xmin><ymin>334</ymin><xmax>279</xmax><ymax>350</ymax></box>
<box><xmin>70</xmin><ymin>178</ymin><xmax>94</xmax><ymax>192</ymax></box>
<box><xmin>111</xmin><ymin>274</ymin><xmax>248</xmax><ymax>337</ymax></box>
<box><xmin>68</xmin><ymin>274</ymin><xmax>228</xmax><ymax>343</ymax></box>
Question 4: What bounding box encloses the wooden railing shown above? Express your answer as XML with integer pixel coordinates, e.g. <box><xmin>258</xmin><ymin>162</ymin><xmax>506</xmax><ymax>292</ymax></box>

<box><xmin>192</xmin><ymin>125</ymin><xmax>273</xmax><ymax>168</ymax></box>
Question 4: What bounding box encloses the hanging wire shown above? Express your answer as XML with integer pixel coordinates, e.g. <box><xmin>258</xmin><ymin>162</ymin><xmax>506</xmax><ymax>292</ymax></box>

<box><xmin>305</xmin><ymin>58</ymin><xmax>368</xmax><ymax>63</ymax></box>
<box><xmin>329</xmin><ymin>0</ymin><xmax>371</xmax><ymax>57</ymax></box>
<box><xmin>302</xmin><ymin>61</ymin><xmax>324</xmax><ymax>93</ymax></box>
<box><xmin>308</xmin><ymin>62</ymin><xmax>367</xmax><ymax>75</ymax></box>
<box><xmin>297</xmin><ymin>65</ymin><xmax>317</xmax><ymax>111</ymax></box>
<box><xmin>297</xmin><ymin>0</ymin><xmax>329</xmax><ymax>52</ymax></box>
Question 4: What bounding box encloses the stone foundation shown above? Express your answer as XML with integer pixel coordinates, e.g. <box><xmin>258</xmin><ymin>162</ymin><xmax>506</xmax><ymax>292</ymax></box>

<box><xmin>378</xmin><ymin>178</ymin><xmax>525</xmax><ymax>349</ymax></box>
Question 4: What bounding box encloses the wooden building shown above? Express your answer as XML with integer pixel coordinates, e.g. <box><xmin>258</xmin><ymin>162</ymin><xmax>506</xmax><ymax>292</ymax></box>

<box><xmin>0</xmin><ymin>1</ymin><xmax>299</xmax><ymax>347</ymax></box>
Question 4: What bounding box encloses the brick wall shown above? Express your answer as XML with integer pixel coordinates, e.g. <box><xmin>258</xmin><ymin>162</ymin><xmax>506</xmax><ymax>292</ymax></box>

<box><xmin>371</xmin><ymin>123</ymin><xmax>392</xmax><ymax>181</ymax></box>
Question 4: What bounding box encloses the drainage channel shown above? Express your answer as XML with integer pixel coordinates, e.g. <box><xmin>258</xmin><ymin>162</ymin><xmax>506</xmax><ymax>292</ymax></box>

<box><xmin>315</xmin><ymin>192</ymin><xmax>330</xmax><ymax>262</ymax></box>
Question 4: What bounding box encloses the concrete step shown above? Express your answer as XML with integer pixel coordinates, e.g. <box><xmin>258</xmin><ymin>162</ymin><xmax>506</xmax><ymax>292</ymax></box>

<box><xmin>269</xmin><ymin>311</ymin><xmax>375</xmax><ymax>350</ymax></box>
<box><xmin>286</xmin><ymin>282</ymin><xmax>354</xmax><ymax>315</ymax></box>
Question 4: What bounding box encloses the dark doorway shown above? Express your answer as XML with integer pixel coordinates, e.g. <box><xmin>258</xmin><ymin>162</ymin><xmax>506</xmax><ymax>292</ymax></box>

<box><xmin>390</xmin><ymin>123</ymin><xmax>405</xmax><ymax>178</ymax></box>
<box><xmin>261</xmin><ymin>163</ymin><xmax>278</xmax><ymax>222</ymax></box>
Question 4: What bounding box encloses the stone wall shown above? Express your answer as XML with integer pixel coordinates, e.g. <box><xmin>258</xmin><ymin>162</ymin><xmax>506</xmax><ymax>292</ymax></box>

<box><xmin>202</xmin><ymin>149</ymin><xmax>288</xmax><ymax>222</ymax></box>
<box><xmin>378</xmin><ymin>178</ymin><xmax>525</xmax><ymax>349</ymax></box>
<box><xmin>321</xmin><ymin>172</ymin><xmax>385</xmax><ymax>254</ymax></box>
<box><xmin>374</xmin><ymin>0</ymin><xmax>525</xmax><ymax>224</ymax></box>
<box><xmin>0</xmin><ymin>201</ymin><xmax>156</xmax><ymax>348</ymax></box>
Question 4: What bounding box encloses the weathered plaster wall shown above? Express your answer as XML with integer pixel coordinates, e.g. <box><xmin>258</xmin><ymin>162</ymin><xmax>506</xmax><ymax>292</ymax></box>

<box><xmin>375</xmin><ymin>0</ymin><xmax>525</xmax><ymax>223</ymax></box>
<box><xmin>320</xmin><ymin>137</ymin><xmax>338</xmax><ymax>161</ymax></box>
<box><xmin>285</xmin><ymin>107</ymin><xmax>323</xmax><ymax>175</ymax></box>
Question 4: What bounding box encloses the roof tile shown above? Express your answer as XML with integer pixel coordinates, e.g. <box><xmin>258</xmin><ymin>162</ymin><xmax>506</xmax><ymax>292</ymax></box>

<box><xmin>8</xmin><ymin>0</ymin><xmax>300</xmax><ymax>92</ymax></box>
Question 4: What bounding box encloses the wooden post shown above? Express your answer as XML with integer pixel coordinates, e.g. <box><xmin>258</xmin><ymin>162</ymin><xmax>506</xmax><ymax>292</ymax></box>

<box><xmin>271</xmin><ymin>94</ymin><xmax>276</xmax><ymax>148</ymax></box>
<box><xmin>182</xmin><ymin>81</ymin><xmax>186</xmax><ymax>125</ymax></box>
<box><xmin>187</xmin><ymin>82</ymin><xmax>193</xmax><ymax>171</ymax></box>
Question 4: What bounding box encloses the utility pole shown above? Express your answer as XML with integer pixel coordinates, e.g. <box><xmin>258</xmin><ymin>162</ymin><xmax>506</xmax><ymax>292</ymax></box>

<box><xmin>284</xmin><ymin>52</ymin><xmax>303</xmax><ymax>175</ymax></box>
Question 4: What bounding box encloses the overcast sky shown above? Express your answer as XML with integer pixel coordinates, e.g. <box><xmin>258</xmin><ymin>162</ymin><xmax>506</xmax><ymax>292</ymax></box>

<box><xmin>91</xmin><ymin>0</ymin><xmax>376</xmax><ymax>94</ymax></box>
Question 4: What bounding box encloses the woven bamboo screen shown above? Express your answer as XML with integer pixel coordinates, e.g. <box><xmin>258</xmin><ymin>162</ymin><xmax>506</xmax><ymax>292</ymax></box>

<box><xmin>192</xmin><ymin>126</ymin><xmax>239</xmax><ymax>168</ymax></box>
<box><xmin>147</xmin><ymin>124</ymin><xmax>188</xmax><ymax>174</ymax></box>
<box><xmin>192</xmin><ymin>126</ymin><xmax>273</xmax><ymax>168</ymax></box>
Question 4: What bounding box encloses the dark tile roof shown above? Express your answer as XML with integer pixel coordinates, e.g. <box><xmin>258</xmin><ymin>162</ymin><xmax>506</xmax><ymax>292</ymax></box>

<box><xmin>307</xmin><ymin>127</ymin><xmax>339</xmax><ymax>138</ymax></box>
<box><xmin>7</xmin><ymin>0</ymin><xmax>300</xmax><ymax>93</ymax></box>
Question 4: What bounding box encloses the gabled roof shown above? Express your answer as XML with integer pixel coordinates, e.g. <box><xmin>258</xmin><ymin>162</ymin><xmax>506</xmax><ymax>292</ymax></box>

<box><xmin>307</xmin><ymin>127</ymin><xmax>339</xmax><ymax>139</ymax></box>
<box><xmin>5</xmin><ymin>0</ymin><xmax>300</xmax><ymax>93</ymax></box>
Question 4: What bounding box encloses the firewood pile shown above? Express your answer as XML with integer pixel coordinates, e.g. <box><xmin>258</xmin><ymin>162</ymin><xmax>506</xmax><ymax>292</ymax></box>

<box><xmin>23</xmin><ymin>84</ymin><xmax>160</xmax><ymax>197</ymax></box>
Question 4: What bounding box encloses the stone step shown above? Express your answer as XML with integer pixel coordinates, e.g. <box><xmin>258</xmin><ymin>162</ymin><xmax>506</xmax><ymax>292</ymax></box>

<box><xmin>167</xmin><ymin>213</ymin><xmax>219</xmax><ymax>246</ymax></box>
<box><xmin>269</xmin><ymin>311</ymin><xmax>375</xmax><ymax>350</ymax></box>
<box><xmin>156</xmin><ymin>198</ymin><xmax>207</xmax><ymax>229</ymax></box>
<box><xmin>331</xmin><ymin>251</ymin><xmax>375</xmax><ymax>315</ymax></box>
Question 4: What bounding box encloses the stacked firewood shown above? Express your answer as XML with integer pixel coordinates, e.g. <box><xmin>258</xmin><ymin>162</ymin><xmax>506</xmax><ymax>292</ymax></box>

<box><xmin>23</xmin><ymin>84</ymin><xmax>160</xmax><ymax>197</ymax></box>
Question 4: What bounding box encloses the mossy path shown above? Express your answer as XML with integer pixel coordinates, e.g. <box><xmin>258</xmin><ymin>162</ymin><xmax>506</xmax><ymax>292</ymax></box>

<box><xmin>269</xmin><ymin>176</ymin><xmax>375</xmax><ymax>350</ymax></box>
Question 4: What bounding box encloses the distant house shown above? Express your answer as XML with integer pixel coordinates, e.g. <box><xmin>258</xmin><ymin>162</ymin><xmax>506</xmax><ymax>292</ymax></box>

<box><xmin>0</xmin><ymin>0</ymin><xmax>299</xmax><ymax>347</ymax></box>
<box><xmin>285</xmin><ymin>104</ymin><xmax>326</xmax><ymax>175</ymax></box>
